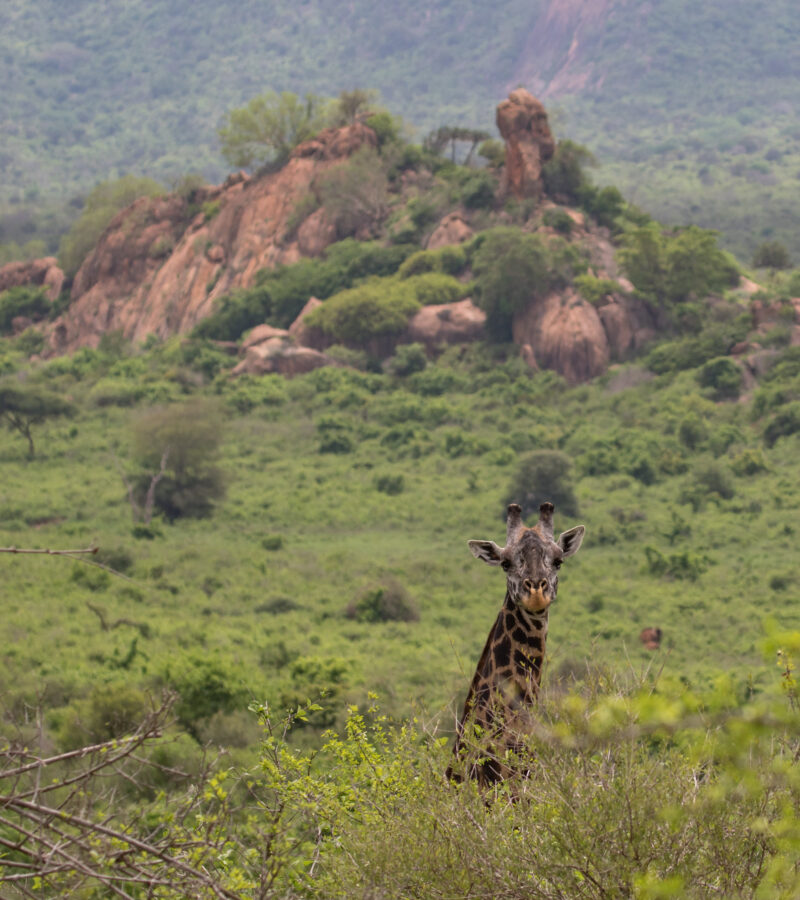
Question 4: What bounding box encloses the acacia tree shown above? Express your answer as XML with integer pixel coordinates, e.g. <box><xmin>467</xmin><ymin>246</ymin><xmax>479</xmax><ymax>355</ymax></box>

<box><xmin>217</xmin><ymin>91</ymin><xmax>324</xmax><ymax>169</ymax></box>
<box><xmin>0</xmin><ymin>382</ymin><xmax>73</xmax><ymax>458</ymax></box>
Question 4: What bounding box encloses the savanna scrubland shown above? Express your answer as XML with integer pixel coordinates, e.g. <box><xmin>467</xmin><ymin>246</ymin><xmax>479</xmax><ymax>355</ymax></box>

<box><xmin>1</xmin><ymin>79</ymin><xmax>799</xmax><ymax>896</ymax></box>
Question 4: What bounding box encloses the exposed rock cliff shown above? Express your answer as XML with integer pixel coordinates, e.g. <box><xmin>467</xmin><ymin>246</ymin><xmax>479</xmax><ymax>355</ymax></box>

<box><xmin>0</xmin><ymin>257</ymin><xmax>65</xmax><ymax>302</ymax></box>
<box><xmin>47</xmin><ymin>124</ymin><xmax>377</xmax><ymax>355</ymax></box>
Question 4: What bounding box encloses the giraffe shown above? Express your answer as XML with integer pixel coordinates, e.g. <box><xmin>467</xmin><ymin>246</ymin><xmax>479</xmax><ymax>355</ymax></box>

<box><xmin>446</xmin><ymin>501</ymin><xmax>585</xmax><ymax>786</ymax></box>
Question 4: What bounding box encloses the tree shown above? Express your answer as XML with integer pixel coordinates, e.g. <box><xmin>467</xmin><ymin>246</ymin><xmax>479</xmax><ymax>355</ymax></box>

<box><xmin>752</xmin><ymin>240</ymin><xmax>791</xmax><ymax>269</ymax></box>
<box><xmin>130</xmin><ymin>400</ymin><xmax>226</xmax><ymax>520</ymax></box>
<box><xmin>505</xmin><ymin>450</ymin><xmax>579</xmax><ymax>519</ymax></box>
<box><xmin>315</xmin><ymin>147</ymin><xmax>389</xmax><ymax>239</ymax></box>
<box><xmin>542</xmin><ymin>139</ymin><xmax>595</xmax><ymax>203</ymax></box>
<box><xmin>472</xmin><ymin>228</ymin><xmax>579</xmax><ymax>340</ymax></box>
<box><xmin>0</xmin><ymin>381</ymin><xmax>73</xmax><ymax>457</ymax></box>
<box><xmin>58</xmin><ymin>175</ymin><xmax>164</xmax><ymax>277</ymax></box>
<box><xmin>327</xmin><ymin>88</ymin><xmax>380</xmax><ymax>126</ymax></box>
<box><xmin>217</xmin><ymin>91</ymin><xmax>324</xmax><ymax>169</ymax></box>
<box><xmin>424</xmin><ymin>126</ymin><xmax>490</xmax><ymax>164</ymax></box>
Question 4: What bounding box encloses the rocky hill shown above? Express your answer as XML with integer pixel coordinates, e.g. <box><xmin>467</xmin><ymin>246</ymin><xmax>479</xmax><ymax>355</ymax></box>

<box><xmin>20</xmin><ymin>91</ymin><xmax>664</xmax><ymax>385</ymax></box>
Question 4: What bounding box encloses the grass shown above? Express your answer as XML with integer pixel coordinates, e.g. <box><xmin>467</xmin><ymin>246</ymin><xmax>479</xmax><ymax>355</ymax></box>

<box><xmin>1</xmin><ymin>337</ymin><xmax>799</xmax><ymax>750</ymax></box>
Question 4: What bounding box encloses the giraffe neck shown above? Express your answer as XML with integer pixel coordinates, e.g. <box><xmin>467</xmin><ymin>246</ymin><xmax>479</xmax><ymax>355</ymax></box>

<box><xmin>453</xmin><ymin>591</ymin><xmax>549</xmax><ymax>756</ymax></box>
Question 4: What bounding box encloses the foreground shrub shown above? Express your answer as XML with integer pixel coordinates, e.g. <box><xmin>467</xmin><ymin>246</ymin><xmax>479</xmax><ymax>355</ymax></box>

<box><xmin>697</xmin><ymin>356</ymin><xmax>743</xmax><ymax>400</ymax></box>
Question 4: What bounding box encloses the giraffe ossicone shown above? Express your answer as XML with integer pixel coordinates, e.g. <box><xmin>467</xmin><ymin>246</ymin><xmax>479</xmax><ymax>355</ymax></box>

<box><xmin>447</xmin><ymin>500</ymin><xmax>585</xmax><ymax>786</ymax></box>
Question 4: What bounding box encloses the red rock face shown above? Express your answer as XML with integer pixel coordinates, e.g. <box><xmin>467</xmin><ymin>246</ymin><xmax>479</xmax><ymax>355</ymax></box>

<box><xmin>0</xmin><ymin>257</ymin><xmax>65</xmax><ymax>301</ymax></box>
<box><xmin>46</xmin><ymin>124</ymin><xmax>377</xmax><ymax>356</ymax></box>
<box><xmin>496</xmin><ymin>89</ymin><xmax>556</xmax><ymax>198</ymax></box>
<box><xmin>406</xmin><ymin>299</ymin><xmax>486</xmax><ymax>348</ymax></box>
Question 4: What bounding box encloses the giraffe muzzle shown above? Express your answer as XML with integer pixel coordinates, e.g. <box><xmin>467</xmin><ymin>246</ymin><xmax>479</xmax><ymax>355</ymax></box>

<box><xmin>520</xmin><ymin>579</ymin><xmax>551</xmax><ymax>613</ymax></box>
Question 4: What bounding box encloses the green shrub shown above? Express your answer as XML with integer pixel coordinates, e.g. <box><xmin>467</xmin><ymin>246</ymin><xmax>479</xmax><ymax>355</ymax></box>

<box><xmin>374</xmin><ymin>473</ymin><xmax>405</xmax><ymax>495</ymax></box>
<box><xmin>89</xmin><ymin>377</ymin><xmax>146</xmax><ymax>407</ymax></box>
<box><xmin>542</xmin><ymin>208</ymin><xmax>574</xmax><ymax>235</ymax></box>
<box><xmin>307</xmin><ymin>279</ymin><xmax>420</xmax><ymax>346</ymax></box>
<box><xmin>460</xmin><ymin>171</ymin><xmax>496</xmax><ymax>209</ymax></box>
<box><xmin>645</xmin><ymin>319</ymin><xmax>750</xmax><ymax>375</ymax></box>
<box><xmin>405</xmin><ymin>272</ymin><xmax>467</xmax><ymax>306</ymax></box>
<box><xmin>398</xmin><ymin>245</ymin><xmax>467</xmax><ymax>279</ymax></box>
<box><xmin>504</xmin><ymin>450</ymin><xmax>578</xmax><ymax>519</ymax></box>
<box><xmin>643</xmin><ymin>546</ymin><xmax>708</xmax><ymax>581</ymax></box>
<box><xmin>574</xmin><ymin>274</ymin><xmax>621</xmax><ymax>306</ymax></box>
<box><xmin>365</xmin><ymin>111</ymin><xmax>400</xmax><ymax>146</ymax></box>
<box><xmin>261</xmin><ymin>535</ymin><xmax>284</xmax><ymax>551</ymax></box>
<box><xmin>542</xmin><ymin>139</ymin><xmax>594</xmax><ymax>203</ymax></box>
<box><xmin>697</xmin><ymin>356</ymin><xmax>743</xmax><ymax>400</ymax></box>
<box><xmin>690</xmin><ymin>461</ymin><xmax>736</xmax><ymax>500</ymax></box>
<box><xmin>346</xmin><ymin>579</ymin><xmax>418</xmax><ymax>623</ymax></box>
<box><xmin>279</xmin><ymin>655</ymin><xmax>353</xmax><ymax>727</ymax></box>
<box><xmin>317</xmin><ymin>416</ymin><xmax>354</xmax><ymax>453</ymax></box>
<box><xmin>0</xmin><ymin>285</ymin><xmax>50</xmax><ymax>334</ymax></box>
<box><xmin>764</xmin><ymin>403</ymin><xmax>800</xmax><ymax>447</ymax></box>
<box><xmin>731</xmin><ymin>448</ymin><xmax>768</xmax><ymax>476</ymax></box>
<box><xmin>678</xmin><ymin>413</ymin><xmax>708</xmax><ymax>450</ymax></box>
<box><xmin>385</xmin><ymin>342</ymin><xmax>427</xmax><ymax>376</ymax></box>
<box><xmin>165</xmin><ymin>655</ymin><xmax>248</xmax><ymax>737</ymax></box>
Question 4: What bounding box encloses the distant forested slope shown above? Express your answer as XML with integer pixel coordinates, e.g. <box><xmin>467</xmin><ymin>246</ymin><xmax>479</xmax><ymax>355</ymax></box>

<box><xmin>2</xmin><ymin>0</ymin><xmax>799</xmax><ymax>259</ymax></box>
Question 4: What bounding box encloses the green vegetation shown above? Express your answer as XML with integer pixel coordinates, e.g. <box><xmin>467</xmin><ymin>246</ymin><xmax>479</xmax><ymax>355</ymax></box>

<box><xmin>0</xmin><ymin>285</ymin><xmax>50</xmax><ymax>333</ymax></box>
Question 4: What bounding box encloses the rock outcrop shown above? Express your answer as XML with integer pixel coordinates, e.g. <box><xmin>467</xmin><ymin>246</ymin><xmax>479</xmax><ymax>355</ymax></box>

<box><xmin>496</xmin><ymin>89</ymin><xmax>556</xmax><ymax>198</ymax></box>
<box><xmin>0</xmin><ymin>257</ymin><xmax>65</xmax><ymax>301</ymax></box>
<box><xmin>513</xmin><ymin>288</ymin><xmax>655</xmax><ymax>385</ymax></box>
<box><xmin>46</xmin><ymin>124</ymin><xmax>377</xmax><ymax>355</ymax></box>
<box><xmin>406</xmin><ymin>299</ymin><xmax>486</xmax><ymax>348</ymax></box>
<box><xmin>231</xmin><ymin>333</ymin><xmax>333</xmax><ymax>378</ymax></box>
<box><xmin>426</xmin><ymin>213</ymin><xmax>474</xmax><ymax>250</ymax></box>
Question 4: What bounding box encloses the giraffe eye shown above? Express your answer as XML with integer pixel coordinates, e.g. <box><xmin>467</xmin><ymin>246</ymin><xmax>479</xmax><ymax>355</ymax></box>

<box><xmin>501</xmin><ymin>560</ymin><xmax>512</xmax><ymax>571</ymax></box>
<box><xmin>553</xmin><ymin>558</ymin><xmax>562</xmax><ymax>569</ymax></box>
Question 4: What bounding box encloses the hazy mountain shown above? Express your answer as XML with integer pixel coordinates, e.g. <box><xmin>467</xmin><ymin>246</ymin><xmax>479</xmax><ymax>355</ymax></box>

<box><xmin>2</xmin><ymin>0</ymin><xmax>799</xmax><ymax>259</ymax></box>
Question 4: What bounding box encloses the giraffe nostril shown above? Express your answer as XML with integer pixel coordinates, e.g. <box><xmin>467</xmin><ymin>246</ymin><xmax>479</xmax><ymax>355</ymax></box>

<box><xmin>523</xmin><ymin>579</ymin><xmax>533</xmax><ymax>592</ymax></box>
<box><xmin>539</xmin><ymin>579</ymin><xmax>548</xmax><ymax>590</ymax></box>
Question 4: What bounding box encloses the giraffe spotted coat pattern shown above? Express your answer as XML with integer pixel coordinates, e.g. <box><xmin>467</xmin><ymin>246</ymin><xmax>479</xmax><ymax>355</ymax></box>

<box><xmin>447</xmin><ymin>501</ymin><xmax>585</xmax><ymax>785</ymax></box>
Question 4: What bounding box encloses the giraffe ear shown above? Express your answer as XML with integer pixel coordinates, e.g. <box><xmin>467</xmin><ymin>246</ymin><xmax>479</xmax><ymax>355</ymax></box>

<box><xmin>557</xmin><ymin>525</ymin><xmax>585</xmax><ymax>558</ymax></box>
<box><xmin>468</xmin><ymin>540</ymin><xmax>505</xmax><ymax>566</ymax></box>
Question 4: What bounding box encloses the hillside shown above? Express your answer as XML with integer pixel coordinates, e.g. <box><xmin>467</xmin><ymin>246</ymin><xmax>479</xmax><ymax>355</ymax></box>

<box><xmin>2</xmin><ymin>0</ymin><xmax>800</xmax><ymax>261</ymax></box>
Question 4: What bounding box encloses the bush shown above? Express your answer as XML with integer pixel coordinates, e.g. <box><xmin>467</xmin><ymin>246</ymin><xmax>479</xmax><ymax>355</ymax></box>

<box><xmin>542</xmin><ymin>208</ymin><xmax>574</xmax><ymax>235</ymax></box>
<box><xmin>731</xmin><ymin>448</ymin><xmax>768</xmax><ymax>476</ymax></box>
<box><xmin>504</xmin><ymin>450</ymin><xmax>578</xmax><ymax>519</ymax></box>
<box><xmin>307</xmin><ymin>279</ymin><xmax>420</xmax><ymax>347</ymax></box>
<box><xmin>678</xmin><ymin>414</ymin><xmax>708</xmax><ymax>450</ymax></box>
<box><xmin>752</xmin><ymin>240</ymin><xmax>791</xmax><ymax>269</ymax></box>
<box><xmin>385</xmin><ymin>342</ymin><xmax>427</xmax><ymax>376</ymax></box>
<box><xmin>374</xmin><ymin>473</ymin><xmax>405</xmax><ymax>495</ymax></box>
<box><xmin>164</xmin><ymin>655</ymin><xmax>247</xmax><ymax>738</ymax></box>
<box><xmin>574</xmin><ymin>274</ymin><xmax>620</xmax><ymax>306</ymax></box>
<box><xmin>541</xmin><ymin>139</ymin><xmax>594</xmax><ymax>203</ymax></box>
<box><xmin>316</xmin><ymin>147</ymin><xmax>389</xmax><ymax>239</ymax></box>
<box><xmin>0</xmin><ymin>285</ymin><xmax>50</xmax><ymax>334</ymax></box>
<box><xmin>405</xmin><ymin>272</ymin><xmax>467</xmax><ymax>306</ymax></box>
<box><xmin>460</xmin><ymin>171</ymin><xmax>496</xmax><ymax>209</ymax></box>
<box><xmin>764</xmin><ymin>403</ymin><xmax>800</xmax><ymax>447</ymax></box>
<box><xmin>317</xmin><ymin>416</ymin><xmax>354</xmax><ymax>453</ymax></box>
<box><xmin>346</xmin><ymin>579</ymin><xmax>418</xmax><ymax>623</ymax></box>
<box><xmin>690</xmin><ymin>461</ymin><xmax>736</xmax><ymax>500</ymax></box>
<box><xmin>398</xmin><ymin>246</ymin><xmax>467</xmax><ymax>279</ymax></box>
<box><xmin>696</xmin><ymin>356</ymin><xmax>743</xmax><ymax>401</ymax></box>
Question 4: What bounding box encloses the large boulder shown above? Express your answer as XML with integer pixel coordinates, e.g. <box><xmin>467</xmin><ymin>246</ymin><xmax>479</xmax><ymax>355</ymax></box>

<box><xmin>288</xmin><ymin>297</ymin><xmax>328</xmax><ymax>350</ymax></box>
<box><xmin>513</xmin><ymin>289</ymin><xmax>609</xmax><ymax>384</ymax></box>
<box><xmin>0</xmin><ymin>257</ymin><xmax>65</xmax><ymax>301</ymax></box>
<box><xmin>232</xmin><ymin>336</ymin><xmax>333</xmax><ymax>377</ymax></box>
<box><xmin>406</xmin><ymin>299</ymin><xmax>486</xmax><ymax>348</ymax></box>
<box><xmin>496</xmin><ymin>89</ymin><xmax>556</xmax><ymax>198</ymax></box>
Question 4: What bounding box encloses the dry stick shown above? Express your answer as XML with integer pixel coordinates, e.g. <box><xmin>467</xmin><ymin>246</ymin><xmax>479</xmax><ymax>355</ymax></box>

<box><xmin>0</xmin><ymin>545</ymin><xmax>134</xmax><ymax>582</ymax></box>
<box><xmin>0</xmin><ymin>800</ymin><xmax>241</xmax><ymax>900</ymax></box>
<box><xmin>143</xmin><ymin>447</ymin><xmax>169</xmax><ymax>525</ymax></box>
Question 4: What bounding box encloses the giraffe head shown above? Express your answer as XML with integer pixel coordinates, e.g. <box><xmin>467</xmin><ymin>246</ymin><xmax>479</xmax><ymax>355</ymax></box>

<box><xmin>468</xmin><ymin>502</ymin><xmax>584</xmax><ymax>613</ymax></box>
